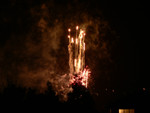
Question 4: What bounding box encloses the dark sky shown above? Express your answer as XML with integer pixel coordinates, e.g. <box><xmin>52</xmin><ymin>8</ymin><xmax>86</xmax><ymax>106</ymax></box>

<box><xmin>1</xmin><ymin>0</ymin><xmax>148</xmax><ymax>112</ymax></box>
<box><xmin>99</xmin><ymin>0</ymin><xmax>144</xmax><ymax>87</ymax></box>
<box><xmin>0</xmin><ymin>0</ymin><xmax>145</xmax><ymax>98</ymax></box>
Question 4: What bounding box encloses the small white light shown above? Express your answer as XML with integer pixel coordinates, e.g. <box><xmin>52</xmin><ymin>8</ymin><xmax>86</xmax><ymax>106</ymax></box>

<box><xmin>68</xmin><ymin>28</ymin><xmax>71</xmax><ymax>32</ymax></box>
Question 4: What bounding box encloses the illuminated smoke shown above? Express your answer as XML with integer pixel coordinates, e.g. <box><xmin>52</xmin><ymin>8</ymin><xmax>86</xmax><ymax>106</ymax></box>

<box><xmin>0</xmin><ymin>1</ymin><xmax>117</xmax><ymax>100</ymax></box>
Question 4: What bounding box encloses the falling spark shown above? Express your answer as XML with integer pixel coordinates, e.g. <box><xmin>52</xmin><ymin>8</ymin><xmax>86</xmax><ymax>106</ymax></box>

<box><xmin>68</xmin><ymin>26</ymin><xmax>90</xmax><ymax>88</ymax></box>
<box><xmin>74</xmin><ymin>59</ymin><xmax>77</xmax><ymax>67</ymax></box>
<box><xmin>83</xmin><ymin>42</ymin><xmax>85</xmax><ymax>51</ymax></box>
<box><xmin>71</xmin><ymin>37</ymin><xmax>74</xmax><ymax>43</ymax></box>
<box><xmin>78</xmin><ymin>58</ymin><xmax>81</xmax><ymax>72</ymax></box>
<box><xmin>76</xmin><ymin>38</ymin><xmax>78</xmax><ymax>44</ymax></box>
<box><xmin>76</xmin><ymin>26</ymin><xmax>79</xmax><ymax>30</ymax></box>
<box><xmin>68</xmin><ymin>35</ymin><xmax>70</xmax><ymax>38</ymax></box>
<box><xmin>68</xmin><ymin>28</ymin><xmax>71</xmax><ymax>32</ymax></box>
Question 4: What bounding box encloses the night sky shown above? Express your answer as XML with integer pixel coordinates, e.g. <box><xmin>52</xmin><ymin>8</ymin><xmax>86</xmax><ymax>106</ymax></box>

<box><xmin>0</xmin><ymin>0</ymin><xmax>147</xmax><ymax>112</ymax></box>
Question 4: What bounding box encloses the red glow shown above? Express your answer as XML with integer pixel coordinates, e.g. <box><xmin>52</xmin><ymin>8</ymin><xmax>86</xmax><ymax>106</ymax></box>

<box><xmin>70</xmin><ymin>67</ymin><xmax>90</xmax><ymax>88</ymax></box>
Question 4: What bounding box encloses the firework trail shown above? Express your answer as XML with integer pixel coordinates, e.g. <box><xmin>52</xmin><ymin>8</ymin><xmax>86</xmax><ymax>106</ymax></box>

<box><xmin>68</xmin><ymin>26</ymin><xmax>90</xmax><ymax>88</ymax></box>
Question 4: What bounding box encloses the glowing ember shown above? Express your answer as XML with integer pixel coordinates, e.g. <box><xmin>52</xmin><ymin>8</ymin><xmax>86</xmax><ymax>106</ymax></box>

<box><xmin>76</xmin><ymin>26</ymin><xmax>79</xmax><ymax>30</ymax></box>
<box><xmin>68</xmin><ymin>28</ymin><xmax>71</xmax><ymax>32</ymax></box>
<box><xmin>68</xmin><ymin>26</ymin><xmax>90</xmax><ymax>88</ymax></box>
<box><xmin>68</xmin><ymin>35</ymin><xmax>70</xmax><ymax>38</ymax></box>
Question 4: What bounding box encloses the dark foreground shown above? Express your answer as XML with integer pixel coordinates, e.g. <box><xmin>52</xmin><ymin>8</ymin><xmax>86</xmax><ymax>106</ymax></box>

<box><xmin>0</xmin><ymin>83</ymin><xmax>149</xmax><ymax>113</ymax></box>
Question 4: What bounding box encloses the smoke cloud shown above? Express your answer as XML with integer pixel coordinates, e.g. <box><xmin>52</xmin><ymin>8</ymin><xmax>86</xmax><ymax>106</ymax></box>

<box><xmin>0</xmin><ymin>0</ymin><xmax>118</xmax><ymax>100</ymax></box>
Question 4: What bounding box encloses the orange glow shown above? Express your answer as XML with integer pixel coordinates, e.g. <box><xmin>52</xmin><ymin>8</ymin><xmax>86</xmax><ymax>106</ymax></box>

<box><xmin>119</xmin><ymin>109</ymin><xmax>135</xmax><ymax>113</ymax></box>
<box><xmin>68</xmin><ymin>35</ymin><xmax>70</xmax><ymax>38</ymax></box>
<box><xmin>76</xmin><ymin>38</ymin><xmax>78</xmax><ymax>44</ymax></box>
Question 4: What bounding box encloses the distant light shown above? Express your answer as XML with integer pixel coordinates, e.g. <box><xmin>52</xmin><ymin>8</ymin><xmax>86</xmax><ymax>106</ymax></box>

<box><xmin>112</xmin><ymin>89</ymin><xmax>115</xmax><ymax>92</ymax></box>
<box><xmin>105</xmin><ymin>88</ymin><xmax>108</xmax><ymax>91</ymax></box>
<box><xmin>119</xmin><ymin>109</ymin><xmax>135</xmax><ymax>113</ymax></box>
<box><xmin>143</xmin><ymin>88</ymin><xmax>146</xmax><ymax>91</ymax></box>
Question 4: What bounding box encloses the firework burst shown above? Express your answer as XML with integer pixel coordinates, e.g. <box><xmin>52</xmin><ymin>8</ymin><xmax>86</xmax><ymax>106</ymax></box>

<box><xmin>68</xmin><ymin>26</ymin><xmax>90</xmax><ymax>88</ymax></box>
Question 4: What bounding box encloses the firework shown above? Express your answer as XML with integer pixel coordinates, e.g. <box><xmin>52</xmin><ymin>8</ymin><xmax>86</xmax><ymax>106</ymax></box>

<box><xmin>68</xmin><ymin>26</ymin><xmax>90</xmax><ymax>88</ymax></box>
